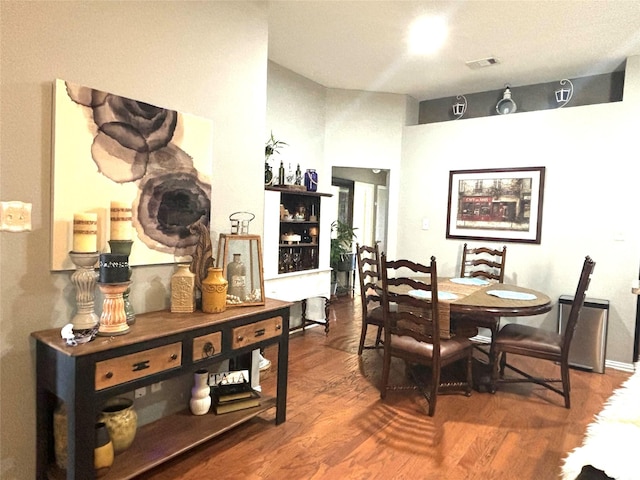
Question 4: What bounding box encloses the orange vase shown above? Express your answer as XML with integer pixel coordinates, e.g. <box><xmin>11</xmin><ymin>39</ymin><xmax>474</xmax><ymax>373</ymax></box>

<box><xmin>201</xmin><ymin>267</ymin><xmax>228</xmax><ymax>313</ymax></box>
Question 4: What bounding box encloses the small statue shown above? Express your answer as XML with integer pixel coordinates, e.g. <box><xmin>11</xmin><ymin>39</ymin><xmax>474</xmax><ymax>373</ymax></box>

<box><xmin>189</xmin><ymin>220</ymin><xmax>214</xmax><ymax>292</ymax></box>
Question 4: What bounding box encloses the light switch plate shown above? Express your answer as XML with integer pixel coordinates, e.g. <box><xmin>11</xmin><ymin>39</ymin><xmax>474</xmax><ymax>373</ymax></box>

<box><xmin>0</xmin><ymin>201</ymin><xmax>32</xmax><ymax>232</ymax></box>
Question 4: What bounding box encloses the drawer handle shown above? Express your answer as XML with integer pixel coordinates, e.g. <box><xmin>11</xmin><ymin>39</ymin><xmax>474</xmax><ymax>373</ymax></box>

<box><xmin>105</xmin><ymin>371</ymin><xmax>114</xmax><ymax>379</ymax></box>
<box><xmin>276</xmin><ymin>324</ymin><xmax>282</xmax><ymax>330</ymax></box>
<box><xmin>254</xmin><ymin>328</ymin><xmax>266</xmax><ymax>338</ymax></box>
<box><xmin>237</xmin><ymin>335</ymin><xmax>244</xmax><ymax>342</ymax></box>
<box><xmin>203</xmin><ymin>342</ymin><xmax>215</xmax><ymax>358</ymax></box>
<box><xmin>170</xmin><ymin>353</ymin><xmax>178</xmax><ymax>361</ymax></box>
<box><xmin>132</xmin><ymin>361</ymin><xmax>150</xmax><ymax>372</ymax></box>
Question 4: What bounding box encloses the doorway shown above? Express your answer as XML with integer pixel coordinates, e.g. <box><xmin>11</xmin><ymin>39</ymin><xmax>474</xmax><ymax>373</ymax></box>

<box><xmin>331</xmin><ymin>167</ymin><xmax>389</xmax><ymax>294</ymax></box>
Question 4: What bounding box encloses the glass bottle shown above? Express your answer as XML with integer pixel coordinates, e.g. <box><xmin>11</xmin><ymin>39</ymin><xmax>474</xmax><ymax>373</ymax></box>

<box><xmin>286</xmin><ymin>163</ymin><xmax>294</xmax><ymax>185</ymax></box>
<box><xmin>295</xmin><ymin>164</ymin><xmax>302</xmax><ymax>185</ymax></box>
<box><xmin>278</xmin><ymin>161</ymin><xmax>285</xmax><ymax>186</ymax></box>
<box><xmin>227</xmin><ymin>253</ymin><xmax>247</xmax><ymax>302</ymax></box>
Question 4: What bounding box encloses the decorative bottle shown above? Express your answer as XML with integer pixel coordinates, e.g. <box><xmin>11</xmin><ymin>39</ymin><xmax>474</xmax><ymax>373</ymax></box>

<box><xmin>295</xmin><ymin>164</ymin><xmax>302</xmax><ymax>185</ymax></box>
<box><xmin>286</xmin><ymin>163</ymin><xmax>294</xmax><ymax>185</ymax></box>
<box><xmin>265</xmin><ymin>162</ymin><xmax>273</xmax><ymax>186</ymax></box>
<box><xmin>201</xmin><ymin>267</ymin><xmax>228</xmax><ymax>313</ymax></box>
<box><xmin>189</xmin><ymin>369</ymin><xmax>211</xmax><ymax>415</ymax></box>
<box><xmin>226</xmin><ymin>253</ymin><xmax>247</xmax><ymax>302</ymax></box>
<box><xmin>171</xmin><ymin>264</ymin><xmax>196</xmax><ymax>313</ymax></box>
<box><xmin>278</xmin><ymin>161</ymin><xmax>285</xmax><ymax>186</ymax></box>
<box><xmin>304</xmin><ymin>169</ymin><xmax>318</xmax><ymax>192</ymax></box>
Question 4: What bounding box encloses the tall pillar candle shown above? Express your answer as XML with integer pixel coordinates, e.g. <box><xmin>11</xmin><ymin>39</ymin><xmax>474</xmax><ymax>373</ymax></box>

<box><xmin>110</xmin><ymin>201</ymin><xmax>132</xmax><ymax>241</ymax></box>
<box><xmin>73</xmin><ymin>213</ymin><xmax>98</xmax><ymax>253</ymax></box>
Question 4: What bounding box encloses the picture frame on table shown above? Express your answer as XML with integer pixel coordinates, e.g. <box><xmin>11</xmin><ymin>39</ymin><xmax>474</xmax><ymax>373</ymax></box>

<box><xmin>446</xmin><ymin>166</ymin><xmax>545</xmax><ymax>244</ymax></box>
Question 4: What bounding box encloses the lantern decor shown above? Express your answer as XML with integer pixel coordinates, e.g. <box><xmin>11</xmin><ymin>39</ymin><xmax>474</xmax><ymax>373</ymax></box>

<box><xmin>496</xmin><ymin>86</ymin><xmax>517</xmax><ymax>115</ymax></box>
<box><xmin>216</xmin><ymin>233</ymin><xmax>265</xmax><ymax>307</ymax></box>
<box><xmin>555</xmin><ymin>78</ymin><xmax>574</xmax><ymax>108</ymax></box>
<box><xmin>452</xmin><ymin>95</ymin><xmax>467</xmax><ymax>119</ymax></box>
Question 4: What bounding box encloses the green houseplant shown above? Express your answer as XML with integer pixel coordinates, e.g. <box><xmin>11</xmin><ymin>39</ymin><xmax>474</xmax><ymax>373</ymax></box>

<box><xmin>330</xmin><ymin>220</ymin><xmax>358</xmax><ymax>271</ymax></box>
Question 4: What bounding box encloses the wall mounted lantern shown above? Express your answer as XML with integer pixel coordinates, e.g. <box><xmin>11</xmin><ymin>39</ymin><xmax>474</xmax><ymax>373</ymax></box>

<box><xmin>452</xmin><ymin>95</ymin><xmax>467</xmax><ymax>119</ymax></box>
<box><xmin>555</xmin><ymin>79</ymin><xmax>574</xmax><ymax>108</ymax></box>
<box><xmin>496</xmin><ymin>86</ymin><xmax>517</xmax><ymax>115</ymax></box>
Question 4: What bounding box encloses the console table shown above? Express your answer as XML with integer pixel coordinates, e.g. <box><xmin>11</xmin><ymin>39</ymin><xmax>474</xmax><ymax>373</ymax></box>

<box><xmin>32</xmin><ymin>298</ymin><xmax>291</xmax><ymax>479</ymax></box>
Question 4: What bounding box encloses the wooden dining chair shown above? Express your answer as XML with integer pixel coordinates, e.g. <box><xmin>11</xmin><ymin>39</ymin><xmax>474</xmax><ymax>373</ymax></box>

<box><xmin>460</xmin><ymin>243</ymin><xmax>507</xmax><ymax>282</ymax></box>
<box><xmin>379</xmin><ymin>253</ymin><xmax>473</xmax><ymax>416</ymax></box>
<box><xmin>454</xmin><ymin>243</ymin><xmax>507</xmax><ymax>359</ymax></box>
<box><xmin>489</xmin><ymin>256</ymin><xmax>595</xmax><ymax>408</ymax></box>
<box><xmin>356</xmin><ymin>243</ymin><xmax>384</xmax><ymax>355</ymax></box>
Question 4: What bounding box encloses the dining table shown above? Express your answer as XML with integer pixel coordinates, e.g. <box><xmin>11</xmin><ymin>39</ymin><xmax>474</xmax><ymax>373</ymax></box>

<box><xmin>387</xmin><ymin>276</ymin><xmax>553</xmax><ymax>390</ymax></box>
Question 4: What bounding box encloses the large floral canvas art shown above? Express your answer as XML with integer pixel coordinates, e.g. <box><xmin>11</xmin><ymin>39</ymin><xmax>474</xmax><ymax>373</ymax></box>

<box><xmin>51</xmin><ymin>79</ymin><xmax>213</xmax><ymax>270</ymax></box>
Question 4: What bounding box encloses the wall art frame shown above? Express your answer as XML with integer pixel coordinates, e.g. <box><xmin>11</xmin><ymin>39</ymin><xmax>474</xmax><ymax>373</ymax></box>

<box><xmin>51</xmin><ymin>79</ymin><xmax>213</xmax><ymax>271</ymax></box>
<box><xmin>446</xmin><ymin>166</ymin><xmax>545</xmax><ymax>244</ymax></box>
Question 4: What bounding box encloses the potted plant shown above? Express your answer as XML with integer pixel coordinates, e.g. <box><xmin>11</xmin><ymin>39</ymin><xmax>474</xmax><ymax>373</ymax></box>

<box><xmin>330</xmin><ymin>220</ymin><xmax>358</xmax><ymax>272</ymax></box>
<box><xmin>265</xmin><ymin>131</ymin><xmax>288</xmax><ymax>186</ymax></box>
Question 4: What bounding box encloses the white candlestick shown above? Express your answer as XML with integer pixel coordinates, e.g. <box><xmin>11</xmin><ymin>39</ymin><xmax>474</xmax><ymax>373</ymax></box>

<box><xmin>73</xmin><ymin>213</ymin><xmax>98</xmax><ymax>253</ymax></box>
<box><xmin>110</xmin><ymin>201</ymin><xmax>132</xmax><ymax>241</ymax></box>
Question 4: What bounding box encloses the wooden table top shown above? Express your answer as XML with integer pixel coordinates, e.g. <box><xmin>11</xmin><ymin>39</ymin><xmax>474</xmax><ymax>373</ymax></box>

<box><xmin>440</xmin><ymin>278</ymin><xmax>552</xmax><ymax>317</ymax></box>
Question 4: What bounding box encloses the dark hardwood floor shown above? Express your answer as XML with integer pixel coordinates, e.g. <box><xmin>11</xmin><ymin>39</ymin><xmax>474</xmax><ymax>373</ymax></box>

<box><xmin>140</xmin><ymin>295</ymin><xmax>630</xmax><ymax>480</ymax></box>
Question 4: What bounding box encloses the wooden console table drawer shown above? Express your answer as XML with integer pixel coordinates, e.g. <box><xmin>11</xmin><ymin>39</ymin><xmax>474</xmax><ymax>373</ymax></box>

<box><xmin>232</xmin><ymin>316</ymin><xmax>283</xmax><ymax>349</ymax></box>
<box><xmin>192</xmin><ymin>331</ymin><xmax>222</xmax><ymax>362</ymax></box>
<box><xmin>95</xmin><ymin>342</ymin><xmax>182</xmax><ymax>390</ymax></box>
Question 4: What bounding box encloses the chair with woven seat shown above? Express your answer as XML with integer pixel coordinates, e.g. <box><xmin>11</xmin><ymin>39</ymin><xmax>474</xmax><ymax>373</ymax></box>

<box><xmin>379</xmin><ymin>253</ymin><xmax>473</xmax><ymax>416</ymax></box>
<box><xmin>454</xmin><ymin>243</ymin><xmax>507</xmax><ymax>358</ymax></box>
<box><xmin>356</xmin><ymin>243</ymin><xmax>384</xmax><ymax>355</ymax></box>
<box><xmin>490</xmin><ymin>256</ymin><xmax>595</xmax><ymax>408</ymax></box>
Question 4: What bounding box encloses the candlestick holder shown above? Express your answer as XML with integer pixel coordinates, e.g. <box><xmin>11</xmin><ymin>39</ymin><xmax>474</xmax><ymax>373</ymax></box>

<box><xmin>68</xmin><ymin>251</ymin><xmax>100</xmax><ymax>331</ymax></box>
<box><xmin>108</xmin><ymin>240</ymin><xmax>135</xmax><ymax>325</ymax></box>
<box><xmin>97</xmin><ymin>281</ymin><xmax>131</xmax><ymax>336</ymax></box>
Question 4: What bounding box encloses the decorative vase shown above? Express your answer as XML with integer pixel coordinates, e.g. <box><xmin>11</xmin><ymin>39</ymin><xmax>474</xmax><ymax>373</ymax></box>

<box><xmin>99</xmin><ymin>397</ymin><xmax>137</xmax><ymax>454</ymax></box>
<box><xmin>265</xmin><ymin>161</ymin><xmax>273</xmax><ymax>186</ymax></box>
<box><xmin>201</xmin><ymin>267</ymin><xmax>228</xmax><ymax>313</ymax></box>
<box><xmin>171</xmin><ymin>264</ymin><xmax>196</xmax><ymax>313</ymax></box>
<box><xmin>226</xmin><ymin>253</ymin><xmax>247</xmax><ymax>302</ymax></box>
<box><xmin>189</xmin><ymin>369</ymin><xmax>212</xmax><ymax>415</ymax></box>
<box><xmin>53</xmin><ymin>400</ymin><xmax>68</xmax><ymax>470</ymax></box>
<box><xmin>94</xmin><ymin>422</ymin><xmax>114</xmax><ymax>477</ymax></box>
<box><xmin>304</xmin><ymin>169</ymin><xmax>318</xmax><ymax>192</ymax></box>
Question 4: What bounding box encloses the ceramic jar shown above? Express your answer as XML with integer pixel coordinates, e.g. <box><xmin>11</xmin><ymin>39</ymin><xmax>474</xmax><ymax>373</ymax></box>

<box><xmin>94</xmin><ymin>422</ymin><xmax>114</xmax><ymax>477</ymax></box>
<box><xmin>304</xmin><ymin>169</ymin><xmax>318</xmax><ymax>192</ymax></box>
<box><xmin>201</xmin><ymin>267</ymin><xmax>228</xmax><ymax>313</ymax></box>
<box><xmin>99</xmin><ymin>397</ymin><xmax>137</xmax><ymax>454</ymax></box>
<box><xmin>189</xmin><ymin>369</ymin><xmax>211</xmax><ymax>415</ymax></box>
<box><xmin>171</xmin><ymin>264</ymin><xmax>196</xmax><ymax>313</ymax></box>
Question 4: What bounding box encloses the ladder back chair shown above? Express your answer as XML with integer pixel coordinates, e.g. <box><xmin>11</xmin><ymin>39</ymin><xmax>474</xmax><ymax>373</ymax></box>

<box><xmin>490</xmin><ymin>256</ymin><xmax>595</xmax><ymax>408</ymax></box>
<box><xmin>379</xmin><ymin>253</ymin><xmax>473</xmax><ymax>416</ymax></box>
<box><xmin>460</xmin><ymin>243</ymin><xmax>507</xmax><ymax>282</ymax></box>
<box><xmin>454</xmin><ymin>243</ymin><xmax>507</xmax><ymax>361</ymax></box>
<box><xmin>355</xmin><ymin>243</ymin><xmax>384</xmax><ymax>355</ymax></box>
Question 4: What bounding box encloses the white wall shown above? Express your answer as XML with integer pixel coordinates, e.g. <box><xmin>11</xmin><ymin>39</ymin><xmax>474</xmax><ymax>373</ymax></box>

<box><xmin>400</xmin><ymin>56</ymin><xmax>640</xmax><ymax>365</ymax></box>
<box><xmin>0</xmin><ymin>2</ymin><xmax>268</xmax><ymax>477</ymax></box>
<box><xmin>324</xmin><ymin>88</ymin><xmax>419</xmax><ymax>261</ymax></box>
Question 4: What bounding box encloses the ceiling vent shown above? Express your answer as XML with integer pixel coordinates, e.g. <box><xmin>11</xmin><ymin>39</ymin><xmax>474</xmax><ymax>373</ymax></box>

<box><xmin>465</xmin><ymin>57</ymin><xmax>500</xmax><ymax>69</ymax></box>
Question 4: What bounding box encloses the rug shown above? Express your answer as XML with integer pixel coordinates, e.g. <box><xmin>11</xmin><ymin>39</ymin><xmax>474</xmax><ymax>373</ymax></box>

<box><xmin>562</xmin><ymin>364</ymin><xmax>640</xmax><ymax>480</ymax></box>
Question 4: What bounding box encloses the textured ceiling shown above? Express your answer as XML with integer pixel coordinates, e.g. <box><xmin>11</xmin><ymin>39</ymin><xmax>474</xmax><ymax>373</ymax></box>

<box><xmin>267</xmin><ymin>0</ymin><xmax>640</xmax><ymax>101</ymax></box>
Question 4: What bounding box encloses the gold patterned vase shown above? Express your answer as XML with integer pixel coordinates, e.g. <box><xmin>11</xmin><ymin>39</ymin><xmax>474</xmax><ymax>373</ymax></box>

<box><xmin>201</xmin><ymin>267</ymin><xmax>228</xmax><ymax>313</ymax></box>
<box><xmin>171</xmin><ymin>264</ymin><xmax>196</xmax><ymax>313</ymax></box>
<box><xmin>99</xmin><ymin>397</ymin><xmax>137</xmax><ymax>454</ymax></box>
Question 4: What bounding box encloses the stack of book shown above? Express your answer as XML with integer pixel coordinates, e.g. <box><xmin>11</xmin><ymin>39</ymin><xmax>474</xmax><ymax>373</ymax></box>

<box><xmin>210</xmin><ymin>370</ymin><xmax>261</xmax><ymax>414</ymax></box>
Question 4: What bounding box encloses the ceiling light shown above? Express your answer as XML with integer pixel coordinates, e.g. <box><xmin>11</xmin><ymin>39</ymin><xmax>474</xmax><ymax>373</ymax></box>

<box><xmin>465</xmin><ymin>57</ymin><xmax>500</xmax><ymax>69</ymax></box>
<box><xmin>408</xmin><ymin>16</ymin><xmax>447</xmax><ymax>55</ymax></box>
